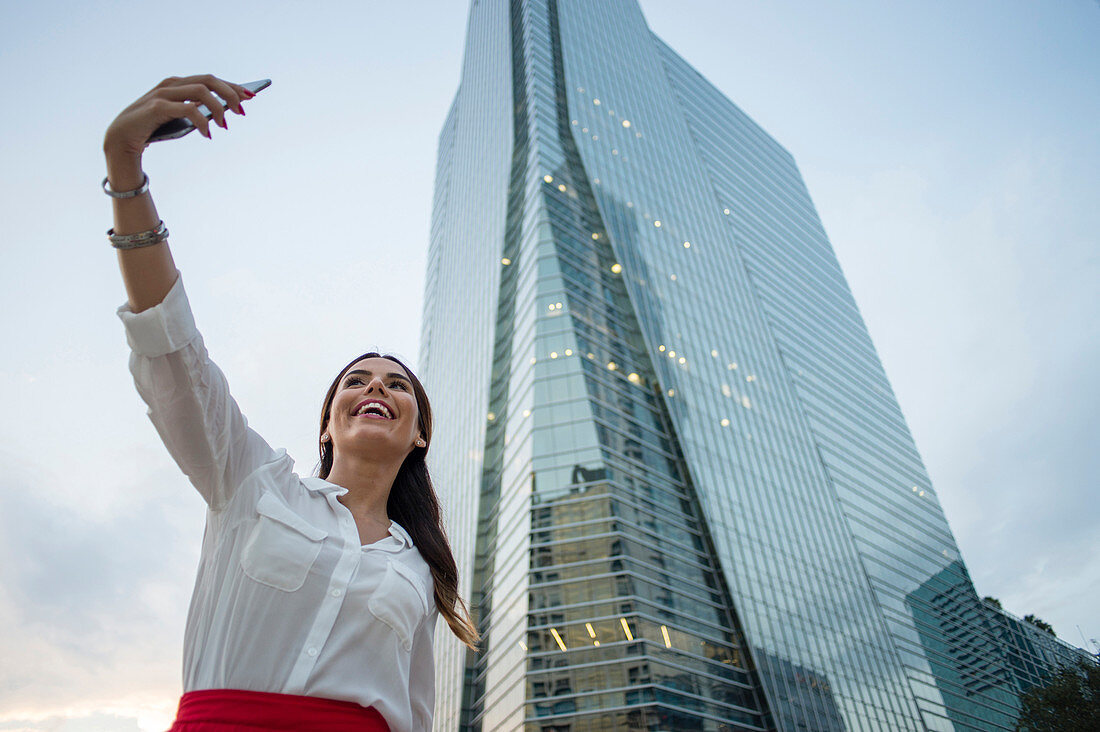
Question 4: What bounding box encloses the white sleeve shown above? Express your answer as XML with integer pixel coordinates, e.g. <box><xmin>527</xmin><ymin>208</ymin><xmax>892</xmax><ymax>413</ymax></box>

<box><xmin>118</xmin><ymin>273</ymin><xmax>280</xmax><ymax>510</ymax></box>
<box><xmin>409</xmin><ymin>610</ymin><xmax>439</xmax><ymax>732</ymax></box>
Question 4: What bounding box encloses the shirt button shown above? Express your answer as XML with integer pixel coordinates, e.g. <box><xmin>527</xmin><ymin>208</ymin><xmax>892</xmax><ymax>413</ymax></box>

<box><xmin>306</xmin><ymin>647</ymin><xmax>318</xmax><ymax>657</ymax></box>
<box><xmin>331</xmin><ymin>588</ymin><xmax>343</xmax><ymax>598</ymax></box>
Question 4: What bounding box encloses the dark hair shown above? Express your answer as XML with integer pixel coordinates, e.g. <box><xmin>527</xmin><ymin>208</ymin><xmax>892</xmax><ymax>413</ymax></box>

<box><xmin>317</xmin><ymin>352</ymin><xmax>478</xmax><ymax>650</ymax></box>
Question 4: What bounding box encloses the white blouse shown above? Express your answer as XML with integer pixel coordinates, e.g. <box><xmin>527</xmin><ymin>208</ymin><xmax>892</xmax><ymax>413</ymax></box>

<box><xmin>118</xmin><ymin>275</ymin><xmax>438</xmax><ymax>732</ymax></box>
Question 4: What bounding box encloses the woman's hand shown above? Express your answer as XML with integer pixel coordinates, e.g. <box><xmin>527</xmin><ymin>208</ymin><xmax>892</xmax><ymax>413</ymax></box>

<box><xmin>103</xmin><ymin>75</ymin><xmax>255</xmax><ymax>187</ymax></box>
<box><xmin>104</xmin><ymin>75</ymin><xmax>254</xmax><ymax>312</ymax></box>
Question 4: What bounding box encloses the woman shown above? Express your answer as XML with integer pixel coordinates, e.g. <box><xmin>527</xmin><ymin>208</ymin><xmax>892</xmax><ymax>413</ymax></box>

<box><xmin>104</xmin><ymin>75</ymin><xmax>478</xmax><ymax>732</ymax></box>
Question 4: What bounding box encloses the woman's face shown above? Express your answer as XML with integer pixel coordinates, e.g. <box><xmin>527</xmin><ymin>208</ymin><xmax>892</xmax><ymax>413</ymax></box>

<box><xmin>326</xmin><ymin>356</ymin><xmax>423</xmax><ymax>463</ymax></box>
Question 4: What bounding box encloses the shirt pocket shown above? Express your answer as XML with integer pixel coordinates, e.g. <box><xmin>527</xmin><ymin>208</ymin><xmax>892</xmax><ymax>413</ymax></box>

<box><xmin>241</xmin><ymin>492</ymin><xmax>328</xmax><ymax>592</ymax></box>
<box><xmin>368</xmin><ymin>559</ymin><xmax>429</xmax><ymax>651</ymax></box>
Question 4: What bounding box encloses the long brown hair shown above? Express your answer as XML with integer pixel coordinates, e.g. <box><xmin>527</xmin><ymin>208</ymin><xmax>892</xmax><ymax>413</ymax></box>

<box><xmin>317</xmin><ymin>351</ymin><xmax>478</xmax><ymax>650</ymax></box>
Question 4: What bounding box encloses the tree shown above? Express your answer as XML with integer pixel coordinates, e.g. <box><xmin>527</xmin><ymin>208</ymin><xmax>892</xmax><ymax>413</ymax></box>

<box><xmin>1016</xmin><ymin>659</ymin><xmax>1100</xmax><ymax>732</ymax></box>
<box><xmin>984</xmin><ymin>596</ymin><xmax>1003</xmax><ymax>610</ymax></box>
<box><xmin>1023</xmin><ymin>614</ymin><xmax>1056</xmax><ymax>636</ymax></box>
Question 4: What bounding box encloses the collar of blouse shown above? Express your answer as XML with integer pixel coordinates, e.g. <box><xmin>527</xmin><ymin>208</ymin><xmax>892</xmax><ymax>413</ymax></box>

<box><xmin>302</xmin><ymin>477</ymin><xmax>415</xmax><ymax>551</ymax></box>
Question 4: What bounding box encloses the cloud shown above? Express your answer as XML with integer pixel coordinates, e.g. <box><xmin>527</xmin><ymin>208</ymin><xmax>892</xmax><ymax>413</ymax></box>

<box><xmin>0</xmin><ymin>712</ymin><xmax>144</xmax><ymax>732</ymax></box>
<box><xmin>0</xmin><ymin>457</ymin><xmax>203</xmax><ymax>729</ymax></box>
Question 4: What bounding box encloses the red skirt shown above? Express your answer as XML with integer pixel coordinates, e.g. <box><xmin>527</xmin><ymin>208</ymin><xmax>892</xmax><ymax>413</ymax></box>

<box><xmin>169</xmin><ymin>689</ymin><xmax>390</xmax><ymax>731</ymax></box>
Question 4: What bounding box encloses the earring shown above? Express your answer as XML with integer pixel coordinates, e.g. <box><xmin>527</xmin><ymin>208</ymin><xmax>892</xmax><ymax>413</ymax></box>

<box><xmin>415</xmin><ymin>438</ymin><xmax>426</xmax><ymax>448</ymax></box>
<box><xmin>321</xmin><ymin>434</ymin><xmax>330</xmax><ymax>443</ymax></box>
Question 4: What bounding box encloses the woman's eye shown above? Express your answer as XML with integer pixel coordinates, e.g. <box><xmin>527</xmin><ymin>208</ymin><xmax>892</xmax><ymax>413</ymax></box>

<box><xmin>389</xmin><ymin>381</ymin><xmax>407</xmax><ymax>390</ymax></box>
<box><xmin>345</xmin><ymin>377</ymin><xmax>362</xmax><ymax>387</ymax></box>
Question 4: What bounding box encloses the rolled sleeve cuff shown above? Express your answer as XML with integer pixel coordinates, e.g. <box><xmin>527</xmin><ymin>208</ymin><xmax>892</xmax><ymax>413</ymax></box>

<box><xmin>116</xmin><ymin>273</ymin><xmax>199</xmax><ymax>357</ymax></box>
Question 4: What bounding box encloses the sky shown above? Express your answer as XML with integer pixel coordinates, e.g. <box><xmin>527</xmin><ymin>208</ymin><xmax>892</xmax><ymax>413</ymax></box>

<box><xmin>0</xmin><ymin>1</ymin><xmax>1097</xmax><ymax>730</ymax></box>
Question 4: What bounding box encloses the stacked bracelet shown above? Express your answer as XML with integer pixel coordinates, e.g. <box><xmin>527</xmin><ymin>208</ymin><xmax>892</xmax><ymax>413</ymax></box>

<box><xmin>102</xmin><ymin>173</ymin><xmax>150</xmax><ymax>199</ymax></box>
<box><xmin>102</xmin><ymin>173</ymin><xmax>165</xmax><ymax>248</ymax></box>
<box><xmin>107</xmin><ymin>220</ymin><xmax>169</xmax><ymax>249</ymax></box>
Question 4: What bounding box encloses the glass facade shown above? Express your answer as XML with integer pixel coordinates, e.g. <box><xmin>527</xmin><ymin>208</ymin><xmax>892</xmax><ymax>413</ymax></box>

<box><xmin>420</xmin><ymin>1</ymin><xmax>1082</xmax><ymax>730</ymax></box>
<box><xmin>980</xmin><ymin>599</ymin><xmax>1095</xmax><ymax>698</ymax></box>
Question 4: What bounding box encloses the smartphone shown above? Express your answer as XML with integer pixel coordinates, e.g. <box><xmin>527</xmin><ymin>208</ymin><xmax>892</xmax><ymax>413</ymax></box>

<box><xmin>147</xmin><ymin>79</ymin><xmax>272</xmax><ymax>143</ymax></box>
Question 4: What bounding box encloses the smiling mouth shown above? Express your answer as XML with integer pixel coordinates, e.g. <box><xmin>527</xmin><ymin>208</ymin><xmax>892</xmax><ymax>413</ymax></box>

<box><xmin>354</xmin><ymin>401</ymin><xmax>394</xmax><ymax>420</ymax></box>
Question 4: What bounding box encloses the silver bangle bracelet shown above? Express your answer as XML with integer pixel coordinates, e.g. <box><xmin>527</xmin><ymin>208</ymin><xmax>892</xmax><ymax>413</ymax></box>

<box><xmin>102</xmin><ymin>173</ymin><xmax>150</xmax><ymax>199</ymax></box>
<box><xmin>107</xmin><ymin>220</ymin><xmax>169</xmax><ymax>250</ymax></box>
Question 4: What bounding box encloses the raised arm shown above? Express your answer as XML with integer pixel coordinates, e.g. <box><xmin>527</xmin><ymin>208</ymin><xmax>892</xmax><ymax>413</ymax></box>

<box><xmin>104</xmin><ymin>75</ymin><xmax>252</xmax><ymax>311</ymax></box>
<box><xmin>107</xmin><ymin>76</ymin><xmax>281</xmax><ymax>510</ymax></box>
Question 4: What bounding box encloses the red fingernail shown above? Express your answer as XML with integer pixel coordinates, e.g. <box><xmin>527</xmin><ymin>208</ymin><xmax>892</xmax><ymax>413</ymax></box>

<box><xmin>238</xmin><ymin>106</ymin><xmax>246</xmax><ymax>116</ymax></box>
<box><xmin>218</xmin><ymin>118</ymin><xmax>228</xmax><ymax>129</ymax></box>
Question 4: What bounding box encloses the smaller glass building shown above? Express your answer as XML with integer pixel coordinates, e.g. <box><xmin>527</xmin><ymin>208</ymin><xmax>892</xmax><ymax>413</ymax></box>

<box><xmin>981</xmin><ymin>599</ymin><xmax>1095</xmax><ymax>696</ymax></box>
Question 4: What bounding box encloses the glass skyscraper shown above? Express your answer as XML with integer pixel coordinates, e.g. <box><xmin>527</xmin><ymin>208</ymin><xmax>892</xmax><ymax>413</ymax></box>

<box><xmin>418</xmin><ymin>1</ymin><xmax>1069</xmax><ymax>730</ymax></box>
